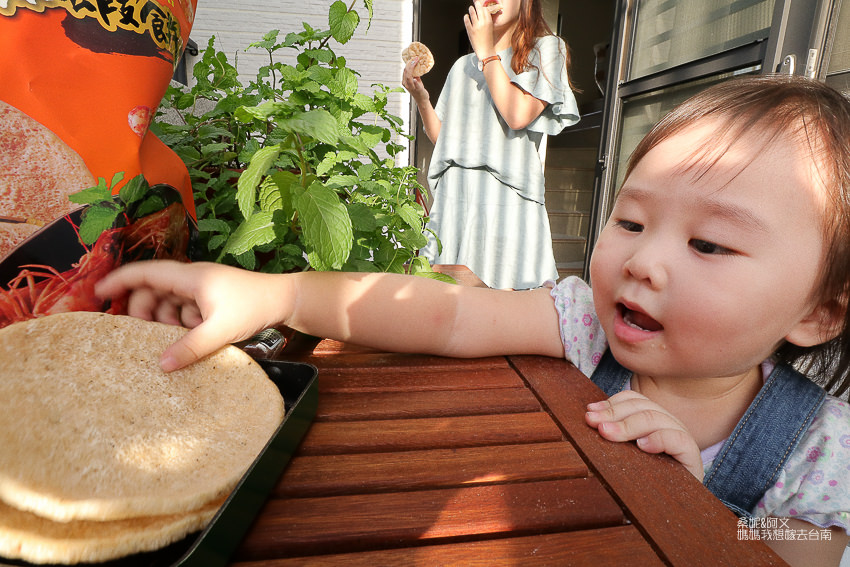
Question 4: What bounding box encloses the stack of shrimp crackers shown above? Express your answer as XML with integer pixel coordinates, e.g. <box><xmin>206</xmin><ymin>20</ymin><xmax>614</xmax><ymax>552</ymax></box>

<box><xmin>0</xmin><ymin>312</ymin><xmax>285</xmax><ymax>564</ymax></box>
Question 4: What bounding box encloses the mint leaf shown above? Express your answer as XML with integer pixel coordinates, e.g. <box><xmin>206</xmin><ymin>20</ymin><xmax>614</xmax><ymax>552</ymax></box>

<box><xmin>397</xmin><ymin>203</ymin><xmax>424</xmax><ymax>231</ymax></box>
<box><xmin>69</xmin><ymin>178</ymin><xmax>113</xmax><ymax>205</ymax></box>
<box><xmin>78</xmin><ymin>205</ymin><xmax>121</xmax><ymax>245</ymax></box>
<box><xmin>329</xmin><ymin>1</ymin><xmax>359</xmax><ymax>44</ymax></box>
<box><xmin>109</xmin><ymin>171</ymin><xmax>125</xmax><ymax>189</ymax></box>
<box><xmin>118</xmin><ymin>174</ymin><xmax>149</xmax><ymax>205</ymax></box>
<box><xmin>237</xmin><ymin>145</ymin><xmax>281</xmax><ymax>218</ymax></box>
<box><xmin>347</xmin><ymin>202</ymin><xmax>377</xmax><ymax>232</ymax></box>
<box><xmin>198</xmin><ymin>218</ymin><xmax>232</xmax><ymax>235</ymax></box>
<box><xmin>362</xmin><ymin>0</ymin><xmax>374</xmax><ymax>29</ymax></box>
<box><xmin>277</xmin><ymin>110</ymin><xmax>339</xmax><ymax>145</ymax></box>
<box><xmin>415</xmin><ymin>270</ymin><xmax>457</xmax><ymax>283</ymax></box>
<box><xmin>224</xmin><ymin>211</ymin><xmax>277</xmax><ymax>256</ymax></box>
<box><xmin>134</xmin><ymin>195</ymin><xmax>165</xmax><ymax>218</ymax></box>
<box><xmin>234</xmin><ymin>249</ymin><xmax>257</xmax><ymax>271</ymax></box>
<box><xmin>295</xmin><ymin>183</ymin><xmax>352</xmax><ymax>270</ymax></box>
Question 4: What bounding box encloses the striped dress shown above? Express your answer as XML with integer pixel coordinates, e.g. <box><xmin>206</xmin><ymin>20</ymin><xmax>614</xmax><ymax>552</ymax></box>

<box><xmin>421</xmin><ymin>34</ymin><xmax>579</xmax><ymax>289</ymax></box>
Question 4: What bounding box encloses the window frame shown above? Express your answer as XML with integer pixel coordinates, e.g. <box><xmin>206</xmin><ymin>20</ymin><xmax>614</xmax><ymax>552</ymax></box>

<box><xmin>584</xmin><ymin>0</ymin><xmax>833</xmax><ymax>277</ymax></box>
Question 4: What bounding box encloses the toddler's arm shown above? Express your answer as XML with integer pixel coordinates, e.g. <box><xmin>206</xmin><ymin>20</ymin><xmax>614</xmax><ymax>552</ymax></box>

<box><xmin>95</xmin><ymin>260</ymin><xmax>565</xmax><ymax>371</ymax></box>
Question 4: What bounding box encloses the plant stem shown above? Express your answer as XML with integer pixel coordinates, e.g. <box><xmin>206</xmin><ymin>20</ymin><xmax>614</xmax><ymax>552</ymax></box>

<box><xmin>267</xmin><ymin>47</ymin><xmax>278</xmax><ymax>92</ymax></box>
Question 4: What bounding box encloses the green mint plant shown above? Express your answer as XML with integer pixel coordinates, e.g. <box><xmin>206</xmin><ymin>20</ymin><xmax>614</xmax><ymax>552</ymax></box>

<box><xmin>69</xmin><ymin>173</ymin><xmax>166</xmax><ymax>245</ymax></box>
<box><xmin>151</xmin><ymin>0</ymin><xmax>448</xmax><ymax>280</ymax></box>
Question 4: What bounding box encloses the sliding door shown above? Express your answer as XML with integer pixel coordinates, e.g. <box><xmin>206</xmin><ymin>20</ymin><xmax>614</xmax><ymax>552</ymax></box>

<box><xmin>585</xmin><ymin>0</ymin><xmax>842</xmax><ymax>275</ymax></box>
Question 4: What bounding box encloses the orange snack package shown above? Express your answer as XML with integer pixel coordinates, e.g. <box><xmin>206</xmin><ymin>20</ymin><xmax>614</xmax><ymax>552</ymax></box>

<box><xmin>0</xmin><ymin>0</ymin><xmax>197</xmax><ymax>258</ymax></box>
<box><xmin>0</xmin><ymin>0</ymin><xmax>197</xmax><ymax>327</ymax></box>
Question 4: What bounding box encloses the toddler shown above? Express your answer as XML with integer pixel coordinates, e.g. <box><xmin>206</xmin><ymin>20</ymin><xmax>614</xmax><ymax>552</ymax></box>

<box><xmin>97</xmin><ymin>75</ymin><xmax>850</xmax><ymax>566</ymax></box>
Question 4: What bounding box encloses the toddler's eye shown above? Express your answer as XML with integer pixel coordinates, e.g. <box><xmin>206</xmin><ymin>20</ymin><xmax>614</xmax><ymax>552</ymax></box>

<box><xmin>615</xmin><ymin>220</ymin><xmax>643</xmax><ymax>233</ymax></box>
<box><xmin>690</xmin><ymin>239</ymin><xmax>734</xmax><ymax>255</ymax></box>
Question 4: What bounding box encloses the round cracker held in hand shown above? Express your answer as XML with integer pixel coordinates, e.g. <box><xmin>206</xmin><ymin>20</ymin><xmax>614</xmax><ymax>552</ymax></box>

<box><xmin>402</xmin><ymin>42</ymin><xmax>434</xmax><ymax>77</ymax></box>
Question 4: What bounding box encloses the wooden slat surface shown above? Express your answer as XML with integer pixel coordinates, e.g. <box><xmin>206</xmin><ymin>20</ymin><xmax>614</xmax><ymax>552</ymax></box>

<box><xmin>230</xmin><ymin>266</ymin><xmax>783</xmax><ymax>565</ymax></box>
<box><xmin>298</xmin><ymin>412</ymin><xmax>563</xmax><ymax>456</ymax></box>
<box><xmin>315</xmin><ymin>367</ymin><xmax>524</xmax><ymax>392</ymax></box>
<box><xmin>275</xmin><ymin>442</ymin><xmax>588</xmax><ymax>497</ymax></box>
<box><xmin>237</xmin><ymin>478</ymin><xmax>625</xmax><ymax>559</ymax></box>
<box><xmin>317</xmin><ymin>387</ymin><xmax>541</xmax><ymax>420</ymax></box>
<box><xmin>509</xmin><ymin>355</ymin><xmax>786</xmax><ymax>566</ymax></box>
<box><xmin>232</xmin><ymin>525</ymin><xmax>664</xmax><ymax>567</ymax></box>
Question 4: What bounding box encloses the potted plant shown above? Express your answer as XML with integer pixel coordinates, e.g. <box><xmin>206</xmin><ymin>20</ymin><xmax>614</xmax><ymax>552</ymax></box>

<box><xmin>148</xmin><ymin>0</ymin><xmax>449</xmax><ymax>280</ymax></box>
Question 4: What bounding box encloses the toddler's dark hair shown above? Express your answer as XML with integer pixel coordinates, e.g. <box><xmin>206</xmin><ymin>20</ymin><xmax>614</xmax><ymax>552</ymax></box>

<box><xmin>624</xmin><ymin>75</ymin><xmax>850</xmax><ymax>398</ymax></box>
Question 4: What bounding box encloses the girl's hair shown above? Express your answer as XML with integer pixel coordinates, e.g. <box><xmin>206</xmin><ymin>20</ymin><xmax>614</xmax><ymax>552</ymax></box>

<box><xmin>509</xmin><ymin>0</ymin><xmax>573</xmax><ymax>88</ymax></box>
<box><xmin>623</xmin><ymin>74</ymin><xmax>850</xmax><ymax>398</ymax></box>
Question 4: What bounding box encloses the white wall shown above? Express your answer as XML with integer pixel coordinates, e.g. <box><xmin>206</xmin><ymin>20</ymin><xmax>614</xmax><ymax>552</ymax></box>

<box><xmin>186</xmin><ymin>0</ymin><xmax>414</xmax><ymax>161</ymax></box>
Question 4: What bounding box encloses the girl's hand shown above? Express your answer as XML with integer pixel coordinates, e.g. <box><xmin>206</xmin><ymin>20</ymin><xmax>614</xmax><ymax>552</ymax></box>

<box><xmin>402</xmin><ymin>56</ymin><xmax>441</xmax><ymax>143</ymax></box>
<box><xmin>464</xmin><ymin>0</ymin><xmax>497</xmax><ymax>60</ymax></box>
<box><xmin>402</xmin><ymin>57</ymin><xmax>430</xmax><ymax>104</ymax></box>
<box><xmin>585</xmin><ymin>390</ymin><xmax>704</xmax><ymax>481</ymax></box>
<box><xmin>95</xmin><ymin>260</ymin><xmax>289</xmax><ymax>372</ymax></box>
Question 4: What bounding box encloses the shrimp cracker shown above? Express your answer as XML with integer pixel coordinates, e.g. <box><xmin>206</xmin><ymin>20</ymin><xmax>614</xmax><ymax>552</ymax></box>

<box><xmin>0</xmin><ymin>312</ymin><xmax>285</xmax><ymax>563</ymax></box>
<box><xmin>402</xmin><ymin>41</ymin><xmax>435</xmax><ymax>77</ymax></box>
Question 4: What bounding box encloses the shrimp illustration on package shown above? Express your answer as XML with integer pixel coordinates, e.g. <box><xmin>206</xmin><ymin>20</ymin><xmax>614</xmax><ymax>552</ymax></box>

<box><xmin>0</xmin><ymin>0</ymin><xmax>198</xmax><ymax>329</ymax></box>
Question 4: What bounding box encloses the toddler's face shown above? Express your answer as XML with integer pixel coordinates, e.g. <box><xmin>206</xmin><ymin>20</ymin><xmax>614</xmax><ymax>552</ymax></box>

<box><xmin>589</xmin><ymin>120</ymin><xmax>830</xmax><ymax>382</ymax></box>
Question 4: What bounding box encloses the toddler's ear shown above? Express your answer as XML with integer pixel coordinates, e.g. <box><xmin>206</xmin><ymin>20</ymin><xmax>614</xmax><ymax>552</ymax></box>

<box><xmin>785</xmin><ymin>296</ymin><xmax>847</xmax><ymax>347</ymax></box>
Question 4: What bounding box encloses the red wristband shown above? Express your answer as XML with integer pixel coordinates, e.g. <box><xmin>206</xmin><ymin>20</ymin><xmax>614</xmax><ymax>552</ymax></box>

<box><xmin>480</xmin><ymin>55</ymin><xmax>501</xmax><ymax>70</ymax></box>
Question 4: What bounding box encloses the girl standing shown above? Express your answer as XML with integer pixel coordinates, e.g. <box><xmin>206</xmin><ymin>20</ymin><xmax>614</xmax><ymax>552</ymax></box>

<box><xmin>402</xmin><ymin>0</ymin><xmax>579</xmax><ymax>289</ymax></box>
<box><xmin>98</xmin><ymin>75</ymin><xmax>850</xmax><ymax>566</ymax></box>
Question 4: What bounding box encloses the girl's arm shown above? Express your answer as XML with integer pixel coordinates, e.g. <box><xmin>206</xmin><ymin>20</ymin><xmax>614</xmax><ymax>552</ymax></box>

<box><xmin>402</xmin><ymin>58</ymin><xmax>441</xmax><ymax>143</ymax></box>
<box><xmin>465</xmin><ymin>1</ymin><xmax>547</xmax><ymax>130</ymax></box>
<box><xmin>95</xmin><ymin>261</ymin><xmax>565</xmax><ymax>371</ymax></box>
<box><xmin>482</xmin><ymin>62</ymin><xmax>547</xmax><ymax>130</ymax></box>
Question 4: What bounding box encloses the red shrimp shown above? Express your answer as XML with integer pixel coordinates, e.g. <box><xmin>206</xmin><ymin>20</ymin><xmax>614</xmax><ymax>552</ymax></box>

<box><xmin>0</xmin><ymin>202</ymin><xmax>189</xmax><ymax>329</ymax></box>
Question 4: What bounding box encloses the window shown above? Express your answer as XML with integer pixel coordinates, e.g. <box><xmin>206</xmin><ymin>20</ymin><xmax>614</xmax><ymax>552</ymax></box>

<box><xmin>825</xmin><ymin>3</ymin><xmax>850</xmax><ymax>95</ymax></box>
<box><xmin>611</xmin><ymin>70</ymin><xmax>755</xmax><ymax>194</ymax></box>
<box><xmin>584</xmin><ymin>0</ymin><xmax>827</xmax><ymax>276</ymax></box>
<box><xmin>629</xmin><ymin>0</ymin><xmax>775</xmax><ymax>79</ymax></box>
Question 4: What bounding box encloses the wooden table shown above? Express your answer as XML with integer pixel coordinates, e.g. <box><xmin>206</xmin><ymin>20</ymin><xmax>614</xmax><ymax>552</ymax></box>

<box><xmin>229</xmin><ymin>267</ymin><xmax>785</xmax><ymax>566</ymax></box>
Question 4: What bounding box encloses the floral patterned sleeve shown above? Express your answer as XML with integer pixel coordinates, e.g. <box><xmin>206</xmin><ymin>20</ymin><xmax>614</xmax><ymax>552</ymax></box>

<box><xmin>753</xmin><ymin>396</ymin><xmax>850</xmax><ymax>534</ymax></box>
<box><xmin>547</xmin><ymin>276</ymin><xmax>608</xmax><ymax>377</ymax></box>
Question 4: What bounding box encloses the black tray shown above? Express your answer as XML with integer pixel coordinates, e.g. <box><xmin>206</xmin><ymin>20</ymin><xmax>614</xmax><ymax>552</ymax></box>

<box><xmin>3</xmin><ymin>359</ymin><xmax>318</xmax><ymax>567</ymax></box>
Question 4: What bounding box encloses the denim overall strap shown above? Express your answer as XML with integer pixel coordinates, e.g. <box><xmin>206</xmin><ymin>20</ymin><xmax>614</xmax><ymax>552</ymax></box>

<box><xmin>589</xmin><ymin>349</ymin><xmax>826</xmax><ymax>517</ymax></box>
<box><xmin>589</xmin><ymin>349</ymin><xmax>632</xmax><ymax>396</ymax></box>
<box><xmin>703</xmin><ymin>362</ymin><xmax>826</xmax><ymax>517</ymax></box>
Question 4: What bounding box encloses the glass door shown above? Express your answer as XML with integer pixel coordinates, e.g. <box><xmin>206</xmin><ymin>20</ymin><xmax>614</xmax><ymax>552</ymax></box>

<box><xmin>824</xmin><ymin>0</ymin><xmax>849</xmax><ymax>95</ymax></box>
<box><xmin>584</xmin><ymin>0</ymin><xmax>839</xmax><ymax>276</ymax></box>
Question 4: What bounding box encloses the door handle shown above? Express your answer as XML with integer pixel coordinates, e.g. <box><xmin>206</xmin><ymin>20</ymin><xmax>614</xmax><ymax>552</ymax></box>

<box><xmin>805</xmin><ymin>48</ymin><xmax>819</xmax><ymax>78</ymax></box>
<box><xmin>779</xmin><ymin>54</ymin><xmax>796</xmax><ymax>75</ymax></box>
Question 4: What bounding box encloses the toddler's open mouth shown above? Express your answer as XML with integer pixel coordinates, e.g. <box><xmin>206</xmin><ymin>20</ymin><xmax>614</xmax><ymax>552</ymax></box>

<box><xmin>618</xmin><ymin>303</ymin><xmax>663</xmax><ymax>332</ymax></box>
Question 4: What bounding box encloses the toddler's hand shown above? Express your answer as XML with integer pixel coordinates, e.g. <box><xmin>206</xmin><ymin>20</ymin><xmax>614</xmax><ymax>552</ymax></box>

<box><xmin>95</xmin><ymin>260</ymin><xmax>289</xmax><ymax>372</ymax></box>
<box><xmin>585</xmin><ymin>391</ymin><xmax>704</xmax><ymax>481</ymax></box>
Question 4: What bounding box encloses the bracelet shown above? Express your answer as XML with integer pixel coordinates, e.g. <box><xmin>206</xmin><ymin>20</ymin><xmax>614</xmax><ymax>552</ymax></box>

<box><xmin>479</xmin><ymin>55</ymin><xmax>501</xmax><ymax>71</ymax></box>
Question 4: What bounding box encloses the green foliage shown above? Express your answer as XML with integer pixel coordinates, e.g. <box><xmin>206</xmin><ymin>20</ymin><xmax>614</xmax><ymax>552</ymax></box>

<box><xmin>69</xmin><ymin>174</ymin><xmax>165</xmax><ymax>245</ymax></box>
<box><xmin>151</xmin><ymin>0</ymin><xmax>449</xmax><ymax>280</ymax></box>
